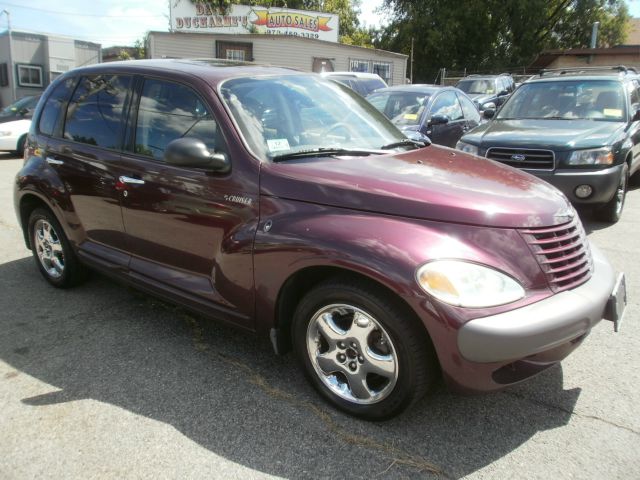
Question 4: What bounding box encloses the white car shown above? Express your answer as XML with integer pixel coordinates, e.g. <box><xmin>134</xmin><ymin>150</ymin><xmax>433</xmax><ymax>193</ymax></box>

<box><xmin>0</xmin><ymin>95</ymin><xmax>40</xmax><ymax>155</ymax></box>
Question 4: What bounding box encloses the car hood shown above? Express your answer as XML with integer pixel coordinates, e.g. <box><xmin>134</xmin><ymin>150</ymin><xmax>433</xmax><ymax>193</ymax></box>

<box><xmin>260</xmin><ymin>146</ymin><xmax>573</xmax><ymax>228</ymax></box>
<box><xmin>468</xmin><ymin>119</ymin><xmax>625</xmax><ymax>150</ymax></box>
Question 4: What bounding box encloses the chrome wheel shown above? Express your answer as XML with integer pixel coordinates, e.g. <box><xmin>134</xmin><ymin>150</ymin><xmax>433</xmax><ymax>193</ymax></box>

<box><xmin>306</xmin><ymin>304</ymin><xmax>399</xmax><ymax>405</ymax></box>
<box><xmin>34</xmin><ymin>219</ymin><xmax>65</xmax><ymax>279</ymax></box>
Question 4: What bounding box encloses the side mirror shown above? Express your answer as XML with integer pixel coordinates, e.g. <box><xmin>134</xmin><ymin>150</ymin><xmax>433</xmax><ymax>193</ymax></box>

<box><xmin>498</xmin><ymin>90</ymin><xmax>509</xmax><ymax>97</ymax></box>
<box><xmin>404</xmin><ymin>130</ymin><xmax>432</xmax><ymax>146</ymax></box>
<box><xmin>164</xmin><ymin>137</ymin><xmax>230</xmax><ymax>173</ymax></box>
<box><xmin>632</xmin><ymin>105</ymin><xmax>640</xmax><ymax>122</ymax></box>
<box><xmin>428</xmin><ymin>114</ymin><xmax>449</xmax><ymax>126</ymax></box>
<box><xmin>483</xmin><ymin>108</ymin><xmax>496</xmax><ymax>120</ymax></box>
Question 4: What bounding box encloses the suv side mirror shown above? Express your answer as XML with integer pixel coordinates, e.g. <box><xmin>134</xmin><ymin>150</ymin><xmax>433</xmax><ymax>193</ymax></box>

<box><xmin>498</xmin><ymin>90</ymin><xmax>509</xmax><ymax>96</ymax></box>
<box><xmin>483</xmin><ymin>108</ymin><xmax>496</xmax><ymax>119</ymax></box>
<box><xmin>632</xmin><ymin>105</ymin><xmax>640</xmax><ymax>122</ymax></box>
<box><xmin>164</xmin><ymin>138</ymin><xmax>230</xmax><ymax>173</ymax></box>
<box><xmin>428</xmin><ymin>114</ymin><xmax>449</xmax><ymax>126</ymax></box>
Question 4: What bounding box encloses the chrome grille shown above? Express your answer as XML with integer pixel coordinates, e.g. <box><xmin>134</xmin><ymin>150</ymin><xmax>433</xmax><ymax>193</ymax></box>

<box><xmin>520</xmin><ymin>217</ymin><xmax>593</xmax><ymax>293</ymax></box>
<box><xmin>486</xmin><ymin>148</ymin><xmax>554</xmax><ymax>170</ymax></box>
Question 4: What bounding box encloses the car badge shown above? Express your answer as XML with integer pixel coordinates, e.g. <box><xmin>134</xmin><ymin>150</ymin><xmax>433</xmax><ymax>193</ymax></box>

<box><xmin>511</xmin><ymin>154</ymin><xmax>526</xmax><ymax>161</ymax></box>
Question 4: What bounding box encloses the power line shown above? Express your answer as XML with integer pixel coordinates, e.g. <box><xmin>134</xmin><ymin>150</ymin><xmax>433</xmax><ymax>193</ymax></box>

<box><xmin>0</xmin><ymin>2</ymin><xmax>166</xmax><ymax>18</ymax></box>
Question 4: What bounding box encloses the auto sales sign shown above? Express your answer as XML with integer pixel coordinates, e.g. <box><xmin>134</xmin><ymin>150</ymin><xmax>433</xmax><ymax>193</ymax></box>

<box><xmin>170</xmin><ymin>1</ymin><xmax>339</xmax><ymax>42</ymax></box>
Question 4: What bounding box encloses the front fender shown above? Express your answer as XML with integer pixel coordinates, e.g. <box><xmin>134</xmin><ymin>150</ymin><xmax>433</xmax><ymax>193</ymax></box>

<box><xmin>253</xmin><ymin>197</ymin><xmax>551</xmax><ymax>342</ymax></box>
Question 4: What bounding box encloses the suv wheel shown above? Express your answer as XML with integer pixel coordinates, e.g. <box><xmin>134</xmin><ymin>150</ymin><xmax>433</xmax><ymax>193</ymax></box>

<box><xmin>595</xmin><ymin>163</ymin><xmax>628</xmax><ymax>223</ymax></box>
<box><xmin>292</xmin><ymin>279</ymin><xmax>437</xmax><ymax>420</ymax></box>
<box><xmin>28</xmin><ymin>208</ymin><xmax>88</xmax><ymax>288</ymax></box>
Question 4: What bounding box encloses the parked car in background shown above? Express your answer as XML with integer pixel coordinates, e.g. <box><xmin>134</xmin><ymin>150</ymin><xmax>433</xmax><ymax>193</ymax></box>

<box><xmin>456</xmin><ymin>73</ymin><xmax>515</xmax><ymax>111</ymax></box>
<box><xmin>456</xmin><ymin>66</ymin><xmax>640</xmax><ymax>223</ymax></box>
<box><xmin>366</xmin><ymin>85</ymin><xmax>481</xmax><ymax>147</ymax></box>
<box><xmin>15</xmin><ymin>60</ymin><xmax>625</xmax><ymax>420</ymax></box>
<box><xmin>0</xmin><ymin>95</ymin><xmax>40</xmax><ymax>155</ymax></box>
<box><xmin>321</xmin><ymin>71</ymin><xmax>387</xmax><ymax>96</ymax></box>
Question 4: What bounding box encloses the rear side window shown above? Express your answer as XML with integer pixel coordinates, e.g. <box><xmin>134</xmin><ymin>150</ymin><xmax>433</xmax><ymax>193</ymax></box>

<box><xmin>38</xmin><ymin>77</ymin><xmax>76</xmax><ymax>136</ymax></box>
<box><xmin>134</xmin><ymin>78</ymin><xmax>221</xmax><ymax>161</ymax></box>
<box><xmin>63</xmin><ymin>75</ymin><xmax>131</xmax><ymax>149</ymax></box>
<box><xmin>458</xmin><ymin>93</ymin><xmax>481</xmax><ymax>123</ymax></box>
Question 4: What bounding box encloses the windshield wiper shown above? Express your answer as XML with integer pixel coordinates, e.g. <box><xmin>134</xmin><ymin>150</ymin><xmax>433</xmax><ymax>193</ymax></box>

<box><xmin>272</xmin><ymin>147</ymin><xmax>385</xmax><ymax>162</ymax></box>
<box><xmin>380</xmin><ymin>139</ymin><xmax>429</xmax><ymax>150</ymax></box>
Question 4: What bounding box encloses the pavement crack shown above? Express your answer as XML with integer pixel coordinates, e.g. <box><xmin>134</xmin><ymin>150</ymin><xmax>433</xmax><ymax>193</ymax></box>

<box><xmin>504</xmin><ymin>391</ymin><xmax>640</xmax><ymax>436</ymax></box>
<box><xmin>176</xmin><ymin>310</ymin><xmax>449</xmax><ymax>478</ymax></box>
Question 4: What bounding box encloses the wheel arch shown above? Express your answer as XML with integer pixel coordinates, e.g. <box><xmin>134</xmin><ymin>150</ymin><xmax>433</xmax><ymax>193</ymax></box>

<box><xmin>18</xmin><ymin>193</ymin><xmax>58</xmax><ymax>249</ymax></box>
<box><xmin>271</xmin><ymin>265</ymin><xmax>434</xmax><ymax>357</ymax></box>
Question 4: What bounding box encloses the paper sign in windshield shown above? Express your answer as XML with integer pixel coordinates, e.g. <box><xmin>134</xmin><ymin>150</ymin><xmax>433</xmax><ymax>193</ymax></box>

<box><xmin>404</xmin><ymin>114</ymin><xmax>418</xmax><ymax>120</ymax></box>
<box><xmin>267</xmin><ymin>138</ymin><xmax>291</xmax><ymax>152</ymax></box>
<box><xmin>603</xmin><ymin>108</ymin><xmax>622</xmax><ymax>117</ymax></box>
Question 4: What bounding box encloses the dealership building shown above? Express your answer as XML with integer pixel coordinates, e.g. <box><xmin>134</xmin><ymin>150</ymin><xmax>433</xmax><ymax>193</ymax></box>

<box><xmin>0</xmin><ymin>30</ymin><xmax>101</xmax><ymax>108</ymax></box>
<box><xmin>146</xmin><ymin>1</ymin><xmax>408</xmax><ymax>86</ymax></box>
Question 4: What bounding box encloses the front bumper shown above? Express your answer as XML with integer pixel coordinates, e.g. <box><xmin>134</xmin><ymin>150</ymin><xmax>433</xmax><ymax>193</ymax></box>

<box><xmin>530</xmin><ymin>165</ymin><xmax>622</xmax><ymax>205</ymax></box>
<box><xmin>441</xmin><ymin>243</ymin><xmax>618</xmax><ymax>392</ymax></box>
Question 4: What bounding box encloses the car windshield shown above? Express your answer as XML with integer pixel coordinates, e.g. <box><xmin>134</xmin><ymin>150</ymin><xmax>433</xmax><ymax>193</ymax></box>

<box><xmin>0</xmin><ymin>96</ymin><xmax>37</xmax><ymax>117</ymax></box>
<box><xmin>456</xmin><ymin>79</ymin><xmax>496</xmax><ymax>95</ymax></box>
<box><xmin>497</xmin><ymin>80</ymin><xmax>626</xmax><ymax>121</ymax></box>
<box><xmin>220</xmin><ymin>75</ymin><xmax>407</xmax><ymax>161</ymax></box>
<box><xmin>366</xmin><ymin>91</ymin><xmax>430</xmax><ymax>127</ymax></box>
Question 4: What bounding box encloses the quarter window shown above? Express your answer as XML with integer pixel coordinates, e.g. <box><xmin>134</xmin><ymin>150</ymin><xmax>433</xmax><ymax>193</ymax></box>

<box><xmin>63</xmin><ymin>75</ymin><xmax>131</xmax><ymax>149</ymax></box>
<box><xmin>134</xmin><ymin>79</ymin><xmax>221</xmax><ymax>161</ymax></box>
<box><xmin>38</xmin><ymin>77</ymin><xmax>77</xmax><ymax>137</ymax></box>
<box><xmin>430</xmin><ymin>91</ymin><xmax>464</xmax><ymax>121</ymax></box>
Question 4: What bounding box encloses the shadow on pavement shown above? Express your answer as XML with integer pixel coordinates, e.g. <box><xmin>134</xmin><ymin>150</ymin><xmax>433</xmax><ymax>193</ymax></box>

<box><xmin>0</xmin><ymin>256</ymin><xmax>581</xmax><ymax>479</ymax></box>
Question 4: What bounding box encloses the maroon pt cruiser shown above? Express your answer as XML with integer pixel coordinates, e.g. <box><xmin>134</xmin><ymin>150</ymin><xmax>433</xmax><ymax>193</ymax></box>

<box><xmin>14</xmin><ymin>60</ymin><xmax>627</xmax><ymax>419</ymax></box>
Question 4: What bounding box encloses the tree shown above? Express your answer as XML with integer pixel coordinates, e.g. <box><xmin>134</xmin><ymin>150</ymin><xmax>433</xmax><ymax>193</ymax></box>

<box><xmin>377</xmin><ymin>0</ymin><xmax>629</xmax><ymax>82</ymax></box>
<box><xmin>189</xmin><ymin>0</ymin><xmax>372</xmax><ymax>46</ymax></box>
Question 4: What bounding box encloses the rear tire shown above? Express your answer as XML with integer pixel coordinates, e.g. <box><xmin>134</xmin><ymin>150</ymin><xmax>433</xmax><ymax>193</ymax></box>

<box><xmin>594</xmin><ymin>163</ymin><xmax>628</xmax><ymax>224</ymax></box>
<box><xmin>28</xmin><ymin>208</ymin><xmax>88</xmax><ymax>288</ymax></box>
<box><xmin>292</xmin><ymin>278</ymin><xmax>438</xmax><ymax>420</ymax></box>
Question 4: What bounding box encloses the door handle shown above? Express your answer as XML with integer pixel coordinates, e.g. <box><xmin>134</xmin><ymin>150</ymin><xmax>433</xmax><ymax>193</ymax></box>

<box><xmin>46</xmin><ymin>157</ymin><xmax>64</xmax><ymax>165</ymax></box>
<box><xmin>118</xmin><ymin>176</ymin><xmax>145</xmax><ymax>185</ymax></box>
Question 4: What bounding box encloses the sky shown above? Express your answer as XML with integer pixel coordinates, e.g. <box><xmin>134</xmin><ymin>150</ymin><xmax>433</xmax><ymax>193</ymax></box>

<box><xmin>0</xmin><ymin>0</ymin><xmax>635</xmax><ymax>48</ymax></box>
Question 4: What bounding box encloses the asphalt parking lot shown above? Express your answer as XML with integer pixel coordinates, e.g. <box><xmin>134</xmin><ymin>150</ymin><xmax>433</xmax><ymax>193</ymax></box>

<box><xmin>0</xmin><ymin>152</ymin><xmax>638</xmax><ymax>479</ymax></box>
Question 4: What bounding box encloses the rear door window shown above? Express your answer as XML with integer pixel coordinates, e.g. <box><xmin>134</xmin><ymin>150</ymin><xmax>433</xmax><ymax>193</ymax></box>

<box><xmin>63</xmin><ymin>75</ymin><xmax>132</xmax><ymax>149</ymax></box>
<box><xmin>134</xmin><ymin>78</ymin><xmax>222</xmax><ymax>161</ymax></box>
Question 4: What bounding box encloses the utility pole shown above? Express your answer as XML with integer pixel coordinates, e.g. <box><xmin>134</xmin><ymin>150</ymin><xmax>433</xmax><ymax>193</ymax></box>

<box><xmin>410</xmin><ymin>37</ymin><xmax>414</xmax><ymax>84</ymax></box>
<box><xmin>1</xmin><ymin>9</ymin><xmax>16</xmax><ymax>102</ymax></box>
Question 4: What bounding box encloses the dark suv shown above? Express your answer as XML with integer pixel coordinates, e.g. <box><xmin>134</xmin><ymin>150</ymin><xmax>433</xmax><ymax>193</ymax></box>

<box><xmin>456</xmin><ymin>73</ymin><xmax>515</xmax><ymax>111</ymax></box>
<box><xmin>14</xmin><ymin>60</ymin><xmax>625</xmax><ymax>420</ymax></box>
<box><xmin>456</xmin><ymin>66</ymin><xmax>640</xmax><ymax>223</ymax></box>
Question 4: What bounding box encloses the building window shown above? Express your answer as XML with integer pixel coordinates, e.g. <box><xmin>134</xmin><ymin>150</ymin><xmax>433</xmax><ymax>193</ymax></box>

<box><xmin>349</xmin><ymin>59</ymin><xmax>369</xmax><ymax>73</ymax></box>
<box><xmin>216</xmin><ymin>41</ymin><xmax>253</xmax><ymax>62</ymax></box>
<box><xmin>17</xmin><ymin>64</ymin><xmax>43</xmax><ymax>87</ymax></box>
<box><xmin>226</xmin><ymin>49</ymin><xmax>246</xmax><ymax>61</ymax></box>
<box><xmin>372</xmin><ymin>62</ymin><xmax>392</xmax><ymax>84</ymax></box>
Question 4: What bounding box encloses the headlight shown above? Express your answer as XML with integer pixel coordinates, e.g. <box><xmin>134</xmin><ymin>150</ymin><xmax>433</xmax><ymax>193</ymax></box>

<box><xmin>416</xmin><ymin>260</ymin><xmax>525</xmax><ymax>308</ymax></box>
<box><xmin>0</xmin><ymin>131</ymin><xmax>11</xmax><ymax>137</ymax></box>
<box><xmin>567</xmin><ymin>148</ymin><xmax>614</xmax><ymax>166</ymax></box>
<box><xmin>455</xmin><ymin>141</ymin><xmax>479</xmax><ymax>155</ymax></box>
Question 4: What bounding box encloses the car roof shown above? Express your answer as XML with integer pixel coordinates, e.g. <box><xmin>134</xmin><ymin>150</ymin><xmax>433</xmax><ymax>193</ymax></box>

<box><xmin>58</xmin><ymin>58</ymin><xmax>301</xmax><ymax>87</ymax></box>
<box><xmin>458</xmin><ymin>74</ymin><xmax>511</xmax><ymax>81</ymax></box>
<box><xmin>524</xmin><ymin>66</ymin><xmax>636</xmax><ymax>84</ymax></box>
<box><xmin>321</xmin><ymin>71</ymin><xmax>384</xmax><ymax>80</ymax></box>
<box><xmin>369</xmin><ymin>84</ymin><xmax>457</xmax><ymax>95</ymax></box>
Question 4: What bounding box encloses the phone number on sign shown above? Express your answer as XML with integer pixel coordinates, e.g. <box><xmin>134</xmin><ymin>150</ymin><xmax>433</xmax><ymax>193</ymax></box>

<box><xmin>265</xmin><ymin>30</ymin><xmax>320</xmax><ymax>39</ymax></box>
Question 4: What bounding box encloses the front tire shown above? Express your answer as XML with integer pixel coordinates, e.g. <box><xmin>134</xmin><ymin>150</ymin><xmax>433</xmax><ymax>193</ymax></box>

<box><xmin>594</xmin><ymin>163</ymin><xmax>628</xmax><ymax>224</ymax></box>
<box><xmin>28</xmin><ymin>208</ymin><xmax>88</xmax><ymax>288</ymax></box>
<box><xmin>292</xmin><ymin>278</ymin><xmax>438</xmax><ymax>420</ymax></box>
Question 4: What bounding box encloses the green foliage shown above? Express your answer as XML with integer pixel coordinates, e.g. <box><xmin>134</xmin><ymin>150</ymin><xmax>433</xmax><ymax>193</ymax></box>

<box><xmin>378</xmin><ymin>0</ymin><xmax>630</xmax><ymax>82</ymax></box>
